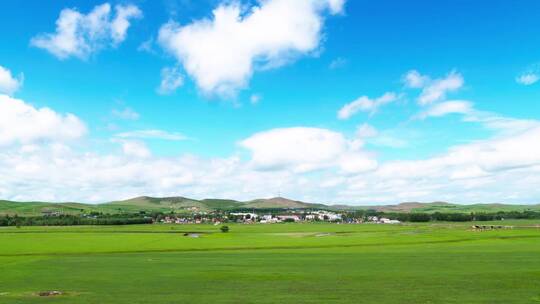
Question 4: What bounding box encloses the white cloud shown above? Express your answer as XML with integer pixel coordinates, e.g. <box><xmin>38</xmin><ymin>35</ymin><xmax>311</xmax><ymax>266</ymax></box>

<box><xmin>112</xmin><ymin>107</ymin><xmax>139</xmax><ymax>120</ymax></box>
<box><xmin>3</xmin><ymin>88</ymin><xmax>540</xmax><ymax>205</ymax></box>
<box><xmin>516</xmin><ymin>73</ymin><xmax>539</xmax><ymax>86</ymax></box>
<box><xmin>417</xmin><ymin>100</ymin><xmax>473</xmax><ymax>119</ymax></box>
<box><xmin>31</xmin><ymin>3</ymin><xmax>142</xmax><ymax>59</ymax></box>
<box><xmin>115</xmin><ymin>129</ymin><xmax>188</xmax><ymax>141</ymax></box>
<box><xmin>377</xmin><ymin>124</ymin><xmax>540</xmax><ymax>181</ymax></box>
<box><xmin>337</xmin><ymin>92</ymin><xmax>398</xmax><ymax>119</ymax></box>
<box><xmin>404</xmin><ymin>70</ymin><xmax>464</xmax><ymax>105</ymax></box>
<box><xmin>158</xmin><ymin>0</ymin><xmax>345</xmax><ymax>97</ymax></box>
<box><xmin>0</xmin><ymin>95</ymin><xmax>86</xmax><ymax>146</ymax></box>
<box><xmin>239</xmin><ymin>127</ymin><xmax>376</xmax><ymax>173</ymax></box>
<box><xmin>111</xmin><ymin>4</ymin><xmax>142</xmax><ymax>44</ymax></box>
<box><xmin>403</xmin><ymin>70</ymin><xmax>428</xmax><ymax>88</ymax></box>
<box><xmin>0</xmin><ymin>66</ymin><xmax>23</xmax><ymax>95</ymax></box>
<box><xmin>158</xmin><ymin>66</ymin><xmax>184</xmax><ymax>95</ymax></box>
<box><xmin>1</xmin><ymin>115</ymin><xmax>540</xmax><ymax>204</ymax></box>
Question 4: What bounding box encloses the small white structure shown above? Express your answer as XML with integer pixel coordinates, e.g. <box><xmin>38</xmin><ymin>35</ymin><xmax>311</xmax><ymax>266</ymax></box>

<box><xmin>277</xmin><ymin>215</ymin><xmax>301</xmax><ymax>222</ymax></box>
<box><xmin>307</xmin><ymin>211</ymin><xmax>342</xmax><ymax>221</ymax></box>
<box><xmin>379</xmin><ymin>218</ymin><xmax>400</xmax><ymax>224</ymax></box>
<box><xmin>230</xmin><ymin>213</ymin><xmax>258</xmax><ymax>221</ymax></box>
<box><xmin>261</xmin><ymin>214</ymin><xmax>273</xmax><ymax>221</ymax></box>
<box><xmin>305</xmin><ymin>214</ymin><xmax>316</xmax><ymax>220</ymax></box>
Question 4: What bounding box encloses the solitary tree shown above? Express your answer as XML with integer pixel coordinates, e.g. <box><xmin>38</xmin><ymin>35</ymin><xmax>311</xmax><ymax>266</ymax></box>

<box><xmin>220</xmin><ymin>225</ymin><xmax>230</xmax><ymax>233</ymax></box>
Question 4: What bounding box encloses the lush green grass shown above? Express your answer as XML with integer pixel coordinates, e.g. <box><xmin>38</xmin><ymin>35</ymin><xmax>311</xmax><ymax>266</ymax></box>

<box><xmin>1</xmin><ymin>222</ymin><xmax>540</xmax><ymax>303</ymax></box>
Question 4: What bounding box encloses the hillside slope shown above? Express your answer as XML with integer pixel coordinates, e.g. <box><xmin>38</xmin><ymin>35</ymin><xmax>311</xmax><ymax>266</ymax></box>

<box><xmin>242</xmin><ymin>197</ymin><xmax>323</xmax><ymax>209</ymax></box>
<box><xmin>1</xmin><ymin>197</ymin><xmax>540</xmax><ymax>216</ymax></box>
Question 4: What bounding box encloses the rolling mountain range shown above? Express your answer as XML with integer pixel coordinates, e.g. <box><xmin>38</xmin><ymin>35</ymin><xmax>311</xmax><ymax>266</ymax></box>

<box><xmin>1</xmin><ymin>196</ymin><xmax>539</xmax><ymax>216</ymax></box>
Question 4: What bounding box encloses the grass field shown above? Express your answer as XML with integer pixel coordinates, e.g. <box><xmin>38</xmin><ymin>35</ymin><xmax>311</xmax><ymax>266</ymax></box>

<box><xmin>1</xmin><ymin>221</ymin><xmax>540</xmax><ymax>303</ymax></box>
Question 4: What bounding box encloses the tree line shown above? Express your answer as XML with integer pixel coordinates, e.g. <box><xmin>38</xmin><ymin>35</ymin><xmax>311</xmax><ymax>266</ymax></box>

<box><xmin>0</xmin><ymin>214</ymin><xmax>152</xmax><ymax>227</ymax></box>
<box><xmin>342</xmin><ymin>210</ymin><xmax>540</xmax><ymax>222</ymax></box>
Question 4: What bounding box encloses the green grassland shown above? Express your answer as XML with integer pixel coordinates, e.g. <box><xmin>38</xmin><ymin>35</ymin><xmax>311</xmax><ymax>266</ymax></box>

<box><xmin>1</xmin><ymin>221</ymin><xmax>540</xmax><ymax>303</ymax></box>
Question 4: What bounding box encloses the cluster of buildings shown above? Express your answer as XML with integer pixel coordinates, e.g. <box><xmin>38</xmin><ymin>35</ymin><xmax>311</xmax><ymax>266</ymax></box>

<box><xmin>158</xmin><ymin>211</ymin><xmax>402</xmax><ymax>225</ymax></box>
<box><xmin>367</xmin><ymin>216</ymin><xmax>401</xmax><ymax>224</ymax></box>
<box><xmin>160</xmin><ymin>216</ymin><xmax>222</xmax><ymax>225</ymax></box>
<box><xmin>229</xmin><ymin>211</ymin><xmax>343</xmax><ymax>223</ymax></box>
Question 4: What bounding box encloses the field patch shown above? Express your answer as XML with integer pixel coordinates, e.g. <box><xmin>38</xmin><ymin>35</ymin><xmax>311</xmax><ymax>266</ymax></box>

<box><xmin>1</xmin><ymin>222</ymin><xmax>540</xmax><ymax>303</ymax></box>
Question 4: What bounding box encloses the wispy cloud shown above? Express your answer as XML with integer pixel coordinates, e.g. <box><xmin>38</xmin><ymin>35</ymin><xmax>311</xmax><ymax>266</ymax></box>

<box><xmin>404</xmin><ymin>70</ymin><xmax>464</xmax><ymax>105</ymax></box>
<box><xmin>416</xmin><ymin>100</ymin><xmax>473</xmax><ymax>119</ymax></box>
<box><xmin>516</xmin><ymin>64</ymin><xmax>540</xmax><ymax>86</ymax></box>
<box><xmin>329</xmin><ymin>57</ymin><xmax>347</xmax><ymax>69</ymax></box>
<box><xmin>112</xmin><ymin>107</ymin><xmax>140</xmax><ymax>120</ymax></box>
<box><xmin>337</xmin><ymin>92</ymin><xmax>399</xmax><ymax>119</ymax></box>
<box><xmin>115</xmin><ymin>129</ymin><xmax>188</xmax><ymax>141</ymax></box>
<box><xmin>157</xmin><ymin>66</ymin><xmax>184</xmax><ymax>95</ymax></box>
<box><xmin>516</xmin><ymin>73</ymin><xmax>539</xmax><ymax>86</ymax></box>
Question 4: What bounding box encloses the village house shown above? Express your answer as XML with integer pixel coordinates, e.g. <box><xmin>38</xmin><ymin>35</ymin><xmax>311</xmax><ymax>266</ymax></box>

<box><xmin>378</xmin><ymin>218</ymin><xmax>401</xmax><ymax>224</ymax></box>
<box><xmin>277</xmin><ymin>215</ymin><xmax>301</xmax><ymax>222</ymax></box>
<box><xmin>229</xmin><ymin>212</ymin><xmax>258</xmax><ymax>222</ymax></box>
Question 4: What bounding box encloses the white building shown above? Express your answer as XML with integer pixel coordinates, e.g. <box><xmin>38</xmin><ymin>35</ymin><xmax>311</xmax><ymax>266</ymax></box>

<box><xmin>277</xmin><ymin>215</ymin><xmax>301</xmax><ymax>222</ymax></box>
<box><xmin>230</xmin><ymin>213</ymin><xmax>258</xmax><ymax>221</ymax></box>
<box><xmin>379</xmin><ymin>218</ymin><xmax>400</xmax><ymax>224</ymax></box>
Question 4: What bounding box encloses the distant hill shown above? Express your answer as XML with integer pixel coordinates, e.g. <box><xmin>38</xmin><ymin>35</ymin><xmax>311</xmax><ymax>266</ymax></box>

<box><xmin>1</xmin><ymin>197</ymin><xmax>539</xmax><ymax>216</ymax></box>
<box><xmin>104</xmin><ymin>196</ymin><xmax>211</xmax><ymax>213</ymax></box>
<box><xmin>0</xmin><ymin>200</ymin><xmax>101</xmax><ymax>216</ymax></box>
<box><xmin>242</xmin><ymin>197</ymin><xmax>324</xmax><ymax>209</ymax></box>
<box><xmin>344</xmin><ymin>202</ymin><xmax>540</xmax><ymax>214</ymax></box>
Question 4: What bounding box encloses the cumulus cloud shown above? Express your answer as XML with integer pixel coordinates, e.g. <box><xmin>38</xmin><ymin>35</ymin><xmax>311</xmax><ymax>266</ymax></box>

<box><xmin>0</xmin><ymin>66</ymin><xmax>23</xmax><ymax>95</ymax></box>
<box><xmin>2</xmin><ymin>114</ymin><xmax>540</xmax><ymax>204</ymax></box>
<box><xmin>3</xmin><ymin>86</ymin><xmax>540</xmax><ymax>204</ymax></box>
<box><xmin>157</xmin><ymin>66</ymin><xmax>184</xmax><ymax>95</ymax></box>
<box><xmin>337</xmin><ymin>92</ymin><xmax>398</xmax><ymax>119</ymax></box>
<box><xmin>239</xmin><ymin>127</ymin><xmax>376</xmax><ymax>173</ymax></box>
<box><xmin>376</xmin><ymin>124</ymin><xmax>540</xmax><ymax>181</ymax></box>
<box><xmin>404</xmin><ymin>70</ymin><xmax>464</xmax><ymax>105</ymax></box>
<box><xmin>0</xmin><ymin>95</ymin><xmax>86</xmax><ymax>146</ymax></box>
<box><xmin>158</xmin><ymin>0</ymin><xmax>345</xmax><ymax>97</ymax></box>
<box><xmin>115</xmin><ymin>129</ymin><xmax>188</xmax><ymax>141</ymax></box>
<box><xmin>31</xmin><ymin>3</ymin><xmax>142</xmax><ymax>59</ymax></box>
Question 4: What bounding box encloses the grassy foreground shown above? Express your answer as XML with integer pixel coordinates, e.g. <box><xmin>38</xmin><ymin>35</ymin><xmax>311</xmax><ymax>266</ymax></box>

<box><xmin>1</xmin><ymin>222</ymin><xmax>540</xmax><ymax>304</ymax></box>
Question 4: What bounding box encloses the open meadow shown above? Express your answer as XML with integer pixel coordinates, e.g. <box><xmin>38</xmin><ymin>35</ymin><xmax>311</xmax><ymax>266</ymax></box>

<box><xmin>1</xmin><ymin>221</ymin><xmax>540</xmax><ymax>304</ymax></box>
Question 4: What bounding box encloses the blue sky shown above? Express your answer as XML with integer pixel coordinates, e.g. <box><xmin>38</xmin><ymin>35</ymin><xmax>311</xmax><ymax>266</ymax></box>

<box><xmin>0</xmin><ymin>0</ymin><xmax>540</xmax><ymax>204</ymax></box>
